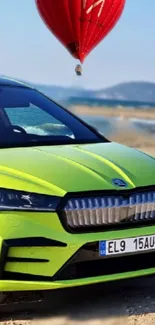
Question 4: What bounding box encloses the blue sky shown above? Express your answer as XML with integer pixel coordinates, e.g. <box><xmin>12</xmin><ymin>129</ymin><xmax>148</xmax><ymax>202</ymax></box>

<box><xmin>0</xmin><ymin>1</ymin><xmax>154</xmax><ymax>89</ymax></box>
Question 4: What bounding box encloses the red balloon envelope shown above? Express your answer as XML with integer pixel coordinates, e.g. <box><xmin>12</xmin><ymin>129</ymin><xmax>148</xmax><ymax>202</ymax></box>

<box><xmin>36</xmin><ymin>0</ymin><xmax>126</xmax><ymax>63</ymax></box>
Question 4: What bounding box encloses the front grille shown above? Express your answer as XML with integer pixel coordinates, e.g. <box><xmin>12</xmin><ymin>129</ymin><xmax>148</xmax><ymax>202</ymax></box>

<box><xmin>63</xmin><ymin>189</ymin><xmax>155</xmax><ymax>230</ymax></box>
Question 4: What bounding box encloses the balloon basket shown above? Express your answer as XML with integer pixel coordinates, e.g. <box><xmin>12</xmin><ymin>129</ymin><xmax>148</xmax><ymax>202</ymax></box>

<box><xmin>75</xmin><ymin>64</ymin><xmax>82</xmax><ymax>76</ymax></box>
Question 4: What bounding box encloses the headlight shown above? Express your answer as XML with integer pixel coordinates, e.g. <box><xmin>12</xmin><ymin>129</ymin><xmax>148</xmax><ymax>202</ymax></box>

<box><xmin>0</xmin><ymin>188</ymin><xmax>61</xmax><ymax>211</ymax></box>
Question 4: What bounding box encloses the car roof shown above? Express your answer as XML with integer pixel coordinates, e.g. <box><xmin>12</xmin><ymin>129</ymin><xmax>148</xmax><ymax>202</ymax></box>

<box><xmin>0</xmin><ymin>77</ymin><xmax>32</xmax><ymax>88</ymax></box>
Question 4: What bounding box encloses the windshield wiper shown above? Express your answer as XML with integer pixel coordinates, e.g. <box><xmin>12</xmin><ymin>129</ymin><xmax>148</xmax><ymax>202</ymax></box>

<box><xmin>0</xmin><ymin>136</ymin><xmax>106</xmax><ymax>149</ymax></box>
<box><xmin>0</xmin><ymin>138</ymin><xmax>75</xmax><ymax>149</ymax></box>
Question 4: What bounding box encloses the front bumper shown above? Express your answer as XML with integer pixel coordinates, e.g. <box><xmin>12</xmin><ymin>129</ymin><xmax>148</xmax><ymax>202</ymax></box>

<box><xmin>1</xmin><ymin>211</ymin><xmax>155</xmax><ymax>292</ymax></box>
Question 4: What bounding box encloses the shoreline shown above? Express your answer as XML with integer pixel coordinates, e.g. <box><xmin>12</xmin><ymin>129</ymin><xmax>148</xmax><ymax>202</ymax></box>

<box><xmin>71</xmin><ymin>105</ymin><xmax>155</xmax><ymax>121</ymax></box>
<box><xmin>70</xmin><ymin>105</ymin><xmax>155</xmax><ymax>157</ymax></box>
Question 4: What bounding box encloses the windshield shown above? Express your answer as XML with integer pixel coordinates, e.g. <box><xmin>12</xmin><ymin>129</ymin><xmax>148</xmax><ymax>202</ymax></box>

<box><xmin>0</xmin><ymin>86</ymin><xmax>104</xmax><ymax>148</ymax></box>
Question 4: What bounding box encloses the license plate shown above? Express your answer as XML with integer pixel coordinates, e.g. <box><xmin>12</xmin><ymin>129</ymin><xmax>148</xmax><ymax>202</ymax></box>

<box><xmin>99</xmin><ymin>235</ymin><xmax>155</xmax><ymax>257</ymax></box>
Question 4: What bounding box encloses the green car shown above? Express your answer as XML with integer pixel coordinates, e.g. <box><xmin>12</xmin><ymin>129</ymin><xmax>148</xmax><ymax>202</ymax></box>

<box><xmin>0</xmin><ymin>77</ymin><xmax>154</xmax><ymax>294</ymax></box>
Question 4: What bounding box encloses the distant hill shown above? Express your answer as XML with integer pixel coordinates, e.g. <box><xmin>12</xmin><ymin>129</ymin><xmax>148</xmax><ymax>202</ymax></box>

<box><xmin>35</xmin><ymin>81</ymin><xmax>155</xmax><ymax>104</ymax></box>
<box><xmin>96</xmin><ymin>82</ymin><xmax>155</xmax><ymax>102</ymax></box>
<box><xmin>2</xmin><ymin>75</ymin><xmax>155</xmax><ymax>103</ymax></box>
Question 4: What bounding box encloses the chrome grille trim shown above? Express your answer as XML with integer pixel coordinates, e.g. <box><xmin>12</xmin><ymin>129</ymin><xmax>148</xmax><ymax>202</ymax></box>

<box><xmin>63</xmin><ymin>191</ymin><xmax>155</xmax><ymax>229</ymax></box>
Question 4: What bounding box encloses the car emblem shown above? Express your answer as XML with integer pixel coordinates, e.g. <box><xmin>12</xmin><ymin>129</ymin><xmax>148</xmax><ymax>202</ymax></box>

<box><xmin>112</xmin><ymin>178</ymin><xmax>128</xmax><ymax>188</ymax></box>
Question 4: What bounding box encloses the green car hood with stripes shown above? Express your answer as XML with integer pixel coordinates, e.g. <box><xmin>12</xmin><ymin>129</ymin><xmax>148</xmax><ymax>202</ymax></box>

<box><xmin>0</xmin><ymin>142</ymin><xmax>154</xmax><ymax>196</ymax></box>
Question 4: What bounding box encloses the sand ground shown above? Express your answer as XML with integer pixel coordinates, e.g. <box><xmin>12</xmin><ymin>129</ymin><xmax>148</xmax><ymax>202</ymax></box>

<box><xmin>0</xmin><ymin>107</ymin><xmax>155</xmax><ymax>325</ymax></box>
<box><xmin>2</xmin><ymin>277</ymin><xmax>155</xmax><ymax>325</ymax></box>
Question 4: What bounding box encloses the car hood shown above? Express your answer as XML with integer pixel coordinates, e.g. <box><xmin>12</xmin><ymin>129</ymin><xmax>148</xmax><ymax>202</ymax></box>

<box><xmin>0</xmin><ymin>142</ymin><xmax>154</xmax><ymax>196</ymax></box>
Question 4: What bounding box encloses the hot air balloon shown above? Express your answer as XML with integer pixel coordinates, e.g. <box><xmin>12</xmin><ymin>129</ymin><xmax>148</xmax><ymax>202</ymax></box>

<box><xmin>35</xmin><ymin>0</ymin><xmax>126</xmax><ymax>75</ymax></box>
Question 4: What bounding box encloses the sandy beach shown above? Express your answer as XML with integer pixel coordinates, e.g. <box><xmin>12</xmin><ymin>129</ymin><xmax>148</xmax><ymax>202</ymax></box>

<box><xmin>108</xmin><ymin>122</ymin><xmax>155</xmax><ymax>156</ymax></box>
<box><xmin>71</xmin><ymin>105</ymin><xmax>155</xmax><ymax>157</ymax></box>
<box><xmin>71</xmin><ymin>105</ymin><xmax>155</xmax><ymax>121</ymax></box>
